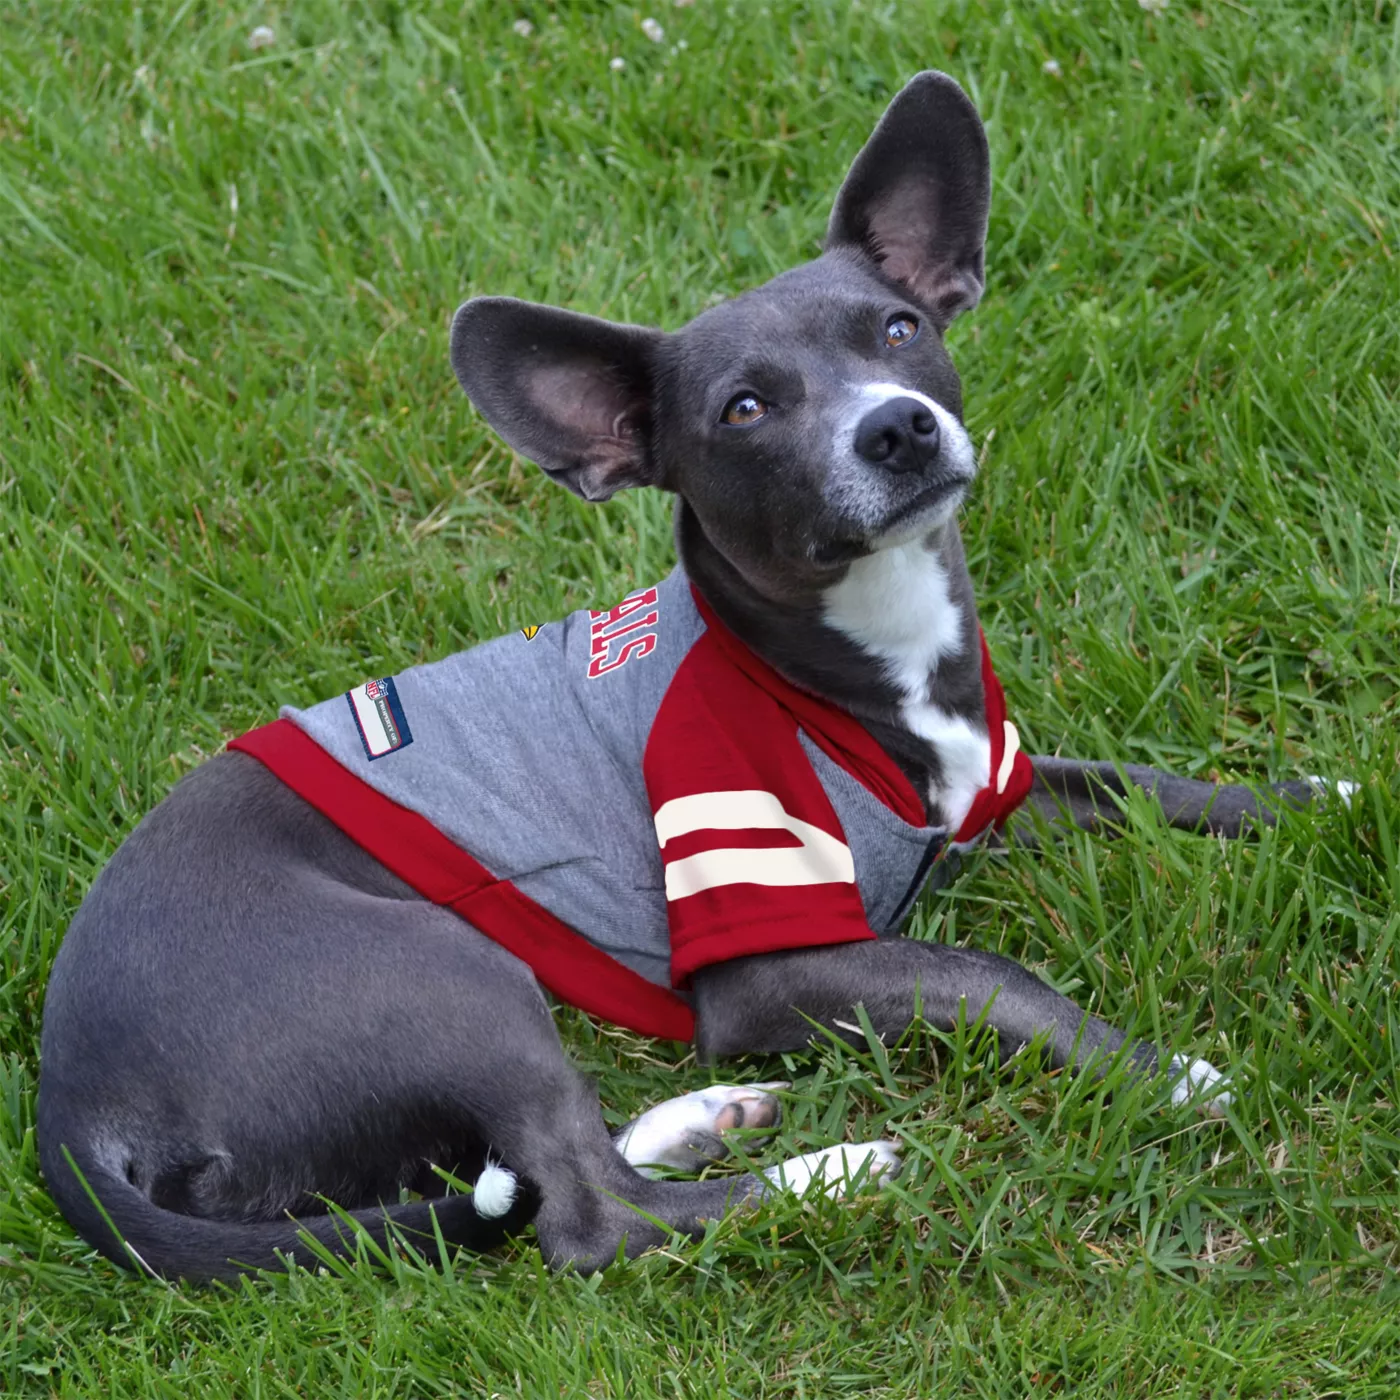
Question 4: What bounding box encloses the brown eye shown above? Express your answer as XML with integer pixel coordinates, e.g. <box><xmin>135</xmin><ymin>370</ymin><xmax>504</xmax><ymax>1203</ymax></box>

<box><xmin>722</xmin><ymin>393</ymin><xmax>768</xmax><ymax>425</ymax></box>
<box><xmin>885</xmin><ymin>316</ymin><xmax>918</xmax><ymax>348</ymax></box>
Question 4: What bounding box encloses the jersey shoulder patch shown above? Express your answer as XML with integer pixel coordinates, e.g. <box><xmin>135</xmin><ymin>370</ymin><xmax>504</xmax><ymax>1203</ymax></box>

<box><xmin>345</xmin><ymin>676</ymin><xmax>413</xmax><ymax>760</ymax></box>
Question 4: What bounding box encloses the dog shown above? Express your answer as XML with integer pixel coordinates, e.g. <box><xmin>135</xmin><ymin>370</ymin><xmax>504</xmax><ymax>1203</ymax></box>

<box><xmin>37</xmin><ymin>71</ymin><xmax>1332</xmax><ymax>1282</ymax></box>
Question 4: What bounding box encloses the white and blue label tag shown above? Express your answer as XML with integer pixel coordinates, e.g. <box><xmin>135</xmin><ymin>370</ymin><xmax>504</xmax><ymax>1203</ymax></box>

<box><xmin>346</xmin><ymin>676</ymin><xmax>413</xmax><ymax>760</ymax></box>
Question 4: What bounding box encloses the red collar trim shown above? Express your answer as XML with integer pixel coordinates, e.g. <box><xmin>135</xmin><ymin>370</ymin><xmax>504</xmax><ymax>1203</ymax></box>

<box><xmin>690</xmin><ymin>584</ymin><xmax>1035</xmax><ymax>841</ymax></box>
<box><xmin>950</xmin><ymin>632</ymin><xmax>1035</xmax><ymax>844</ymax></box>
<box><xmin>690</xmin><ymin>584</ymin><xmax>927</xmax><ymax>827</ymax></box>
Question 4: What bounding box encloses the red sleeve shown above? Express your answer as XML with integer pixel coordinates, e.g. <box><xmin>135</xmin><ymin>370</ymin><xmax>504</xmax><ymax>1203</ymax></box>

<box><xmin>643</xmin><ymin>631</ymin><xmax>877</xmax><ymax>986</ymax></box>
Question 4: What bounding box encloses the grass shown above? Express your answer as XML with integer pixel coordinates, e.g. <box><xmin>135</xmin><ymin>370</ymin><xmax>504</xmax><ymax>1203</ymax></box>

<box><xmin>2</xmin><ymin>0</ymin><xmax>1399</xmax><ymax>1393</ymax></box>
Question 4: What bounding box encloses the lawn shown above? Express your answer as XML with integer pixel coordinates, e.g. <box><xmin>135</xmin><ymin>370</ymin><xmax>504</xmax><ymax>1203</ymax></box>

<box><xmin>3</xmin><ymin>0</ymin><xmax>1399</xmax><ymax>1394</ymax></box>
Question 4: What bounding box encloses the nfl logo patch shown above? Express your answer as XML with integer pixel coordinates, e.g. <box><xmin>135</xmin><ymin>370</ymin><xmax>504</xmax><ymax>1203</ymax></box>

<box><xmin>346</xmin><ymin>676</ymin><xmax>413</xmax><ymax>760</ymax></box>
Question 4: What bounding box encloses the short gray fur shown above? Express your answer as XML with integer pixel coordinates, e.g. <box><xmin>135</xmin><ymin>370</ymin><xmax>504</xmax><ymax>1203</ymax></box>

<box><xmin>38</xmin><ymin>71</ymin><xmax>1331</xmax><ymax>1283</ymax></box>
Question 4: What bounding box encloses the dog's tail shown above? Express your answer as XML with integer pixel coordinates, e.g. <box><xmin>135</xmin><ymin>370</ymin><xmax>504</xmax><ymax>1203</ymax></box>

<box><xmin>40</xmin><ymin>1127</ymin><xmax>533</xmax><ymax>1282</ymax></box>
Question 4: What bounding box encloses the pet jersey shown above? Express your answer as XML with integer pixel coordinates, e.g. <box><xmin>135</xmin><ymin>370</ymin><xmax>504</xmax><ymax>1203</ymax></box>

<box><xmin>229</xmin><ymin>567</ymin><xmax>1033</xmax><ymax>1041</ymax></box>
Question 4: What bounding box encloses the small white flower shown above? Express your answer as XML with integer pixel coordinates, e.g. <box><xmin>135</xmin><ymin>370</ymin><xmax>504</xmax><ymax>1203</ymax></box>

<box><xmin>610</xmin><ymin>55</ymin><xmax>626</xmax><ymax>71</ymax></box>
<box><xmin>641</xmin><ymin>17</ymin><xmax>665</xmax><ymax>42</ymax></box>
<box><xmin>1042</xmin><ymin>58</ymin><xmax>1062</xmax><ymax>76</ymax></box>
<box><xmin>512</xmin><ymin>18</ymin><xmax>533</xmax><ymax>37</ymax></box>
<box><xmin>248</xmin><ymin>25</ymin><xmax>275</xmax><ymax>50</ymax></box>
<box><xmin>1138</xmin><ymin>0</ymin><xmax>1168</xmax><ymax>11</ymax></box>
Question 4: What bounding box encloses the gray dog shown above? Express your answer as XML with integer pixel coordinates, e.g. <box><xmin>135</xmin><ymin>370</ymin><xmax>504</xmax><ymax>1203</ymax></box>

<box><xmin>39</xmin><ymin>72</ymin><xmax>1329</xmax><ymax>1281</ymax></box>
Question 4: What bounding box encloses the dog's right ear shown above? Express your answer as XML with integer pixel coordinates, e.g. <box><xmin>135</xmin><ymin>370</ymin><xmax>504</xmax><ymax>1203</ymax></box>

<box><xmin>450</xmin><ymin>297</ymin><xmax>664</xmax><ymax>502</ymax></box>
<box><xmin>826</xmin><ymin>71</ymin><xmax>991</xmax><ymax>326</ymax></box>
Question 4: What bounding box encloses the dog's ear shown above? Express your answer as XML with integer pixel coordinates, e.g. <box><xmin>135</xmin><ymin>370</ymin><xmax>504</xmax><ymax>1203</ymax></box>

<box><xmin>826</xmin><ymin>71</ymin><xmax>991</xmax><ymax>325</ymax></box>
<box><xmin>450</xmin><ymin>297</ymin><xmax>664</xmax><ymax>502</ymax></box>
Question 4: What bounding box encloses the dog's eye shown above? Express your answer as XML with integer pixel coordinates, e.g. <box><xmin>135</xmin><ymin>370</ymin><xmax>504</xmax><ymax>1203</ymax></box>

<box><xmin>722</xmin><ymin>394</ymin><xmax>768</xmax><ymax>425</ymax></box>
<box><xmin>885</xmin><ymin>316</ymin><xmax>919</xmax><ymax>348</ymax></box>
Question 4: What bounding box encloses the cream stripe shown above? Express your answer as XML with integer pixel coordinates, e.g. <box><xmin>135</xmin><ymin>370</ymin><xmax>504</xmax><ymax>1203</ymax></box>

<box><xmin>995</xmin><ymin>720</ymin><xmax>1020</xmax><ymax>794</ymax></box>
<box><xmin>655</xmin><ymin>789</ymin><xmax>789</xmax><ymax>843</ymax></box>
<box><xmin>653</xmin><ymin>790</ymin><xmax>854</xmax><ymax>900</ymax></box>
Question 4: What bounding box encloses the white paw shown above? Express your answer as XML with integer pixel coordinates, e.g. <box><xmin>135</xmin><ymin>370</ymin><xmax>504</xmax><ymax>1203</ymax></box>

<box><xmin>614</xmin><ymin>1083</ymin><xmax>786</xmax><ymax>1175</ymax></box>
<box><xmin>471</xmin><ymin>1163</ymin><xmax>518</xmax><ymax>1219</ymax></box>
<box><xmin>763</xmin><ymin>1140</ymin><xmax>903</xmax><ymax>1198</ymax></box>
<box><xmin>1306</xmin><ymin>775</ymin><xmax>1359</xmax><ymax>808</ymax></box>
<box><xmin>1168</xmin><ymin>1056</ymin><xmax>1232</xmax><ymax>1117</ymax></box>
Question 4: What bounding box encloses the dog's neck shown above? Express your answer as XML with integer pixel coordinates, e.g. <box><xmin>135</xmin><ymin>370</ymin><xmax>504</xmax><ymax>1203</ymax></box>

<box><xmin>676</xmin><ymin>503</ymin><xmax>991</xmax><ymax>831</ymax></box>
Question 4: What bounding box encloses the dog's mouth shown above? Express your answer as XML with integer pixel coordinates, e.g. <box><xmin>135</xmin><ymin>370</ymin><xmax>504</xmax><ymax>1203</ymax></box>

<box><xmin>808</xmin><ymin>476</ymin><xmax>970</xmax><ymax>568</ymax></box>
<box><xmin>809</xmin><ymin>536</ymin><xmax>869</xmax><ymax>567</ymax></box>
<box><xmin>876</xmin><ymin>477</ymin><xmax>967</xmax><ymax>536</ymax></box>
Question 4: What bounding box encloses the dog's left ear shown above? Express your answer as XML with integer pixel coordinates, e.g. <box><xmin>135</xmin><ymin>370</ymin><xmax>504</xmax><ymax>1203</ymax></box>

<box><xmin>450</xmin><ymin>297</ymin><xmax>663</xmax><ymax>502</ymax></box>
<box><xmin>826</xmin><ymin>71</ymin><xmax>991</xmax><ymax>325</ymax></box>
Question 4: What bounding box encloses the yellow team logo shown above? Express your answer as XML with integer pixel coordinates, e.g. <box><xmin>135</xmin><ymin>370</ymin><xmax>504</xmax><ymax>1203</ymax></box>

<box><xmin>520</xmin><ymin>625</ymin><xmax>541</xmax><ymax>641</ymax></box>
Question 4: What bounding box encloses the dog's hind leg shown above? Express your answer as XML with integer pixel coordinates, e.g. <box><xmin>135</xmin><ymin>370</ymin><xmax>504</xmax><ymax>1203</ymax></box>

<box><xmin>481</xmin><ymin>1051</ymin><xmax>763</xmax><ymax>1270</ymax></box>
<box><xmin>41</xmin><ymin>753</ymin><xmax>900</xmax><ymax>1279</ymax></box>
<box><xmin>492</xmin><ymin>1059</ymin><xmax>900</xmax><ymax>1269</ymax></box>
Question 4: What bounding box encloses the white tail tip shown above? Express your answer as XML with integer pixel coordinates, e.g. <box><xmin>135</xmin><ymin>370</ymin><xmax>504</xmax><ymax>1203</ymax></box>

<box><xmin>472</xmin><ymin>1163</ymin><xmax>518</xmax><ymax>1218</ymax></box>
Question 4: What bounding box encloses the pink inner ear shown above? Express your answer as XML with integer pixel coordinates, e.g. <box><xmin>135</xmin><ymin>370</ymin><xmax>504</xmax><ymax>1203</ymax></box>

<box><xmin>523</xmin><ymin>356</ymin><xmax>650</xmax><ymax>499</ymax></box>
<box><xmin>527</xmin><ymin>360</ymin><xmax>636</xmax><ymax>440</ymax></box>
<box><xmin>866</xmin><ymin>184</ymin><xmax>982</xmax><ymax>320</ymax></box>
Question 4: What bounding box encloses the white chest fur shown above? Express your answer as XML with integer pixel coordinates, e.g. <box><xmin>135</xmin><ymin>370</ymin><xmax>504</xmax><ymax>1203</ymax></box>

<box><xmin>822</xmin><ymin>539</ymin><xmax>990</xmax><ymax>832</ymax></box>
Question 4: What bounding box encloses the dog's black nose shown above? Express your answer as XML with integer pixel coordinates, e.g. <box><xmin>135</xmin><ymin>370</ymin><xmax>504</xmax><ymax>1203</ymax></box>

<box><xmin>853</xmin><ymin>397</ymin><xmax>941</xmax><ymax>473</ymax></box>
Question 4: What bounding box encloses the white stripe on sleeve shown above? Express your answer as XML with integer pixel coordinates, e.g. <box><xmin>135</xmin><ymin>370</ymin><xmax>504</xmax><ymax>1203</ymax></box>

<box><xmin>653</xmin><ymin>790</ymin><xmax>855</xmax><ymax>900</ymax></box>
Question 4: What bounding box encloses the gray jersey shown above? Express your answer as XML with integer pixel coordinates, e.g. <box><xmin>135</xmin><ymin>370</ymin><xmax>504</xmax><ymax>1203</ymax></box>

<box><xmin>230</xmin><ymin>566</ymin><xmax>1006</xmax><ymax>1041</ymax></box>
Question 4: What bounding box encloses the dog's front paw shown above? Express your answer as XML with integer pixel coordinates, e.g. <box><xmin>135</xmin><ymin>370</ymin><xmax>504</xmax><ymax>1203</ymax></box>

<box><xmin>763</xmin><ymin>1140</ymin><xmax>902</xmax><ymax>1198</ymax></box>
<box><xmin>614</xmin><ymin>1083</ymin><xmax>786</xmax><ymax>1174</ymax></box>
<box><xmin>1306</xmin><ymin>775</ymin><xmax>1360</xmax><ymax>808</ymax></box>
<box><xmin>1167</xmin><ymin>1056</ymin><xmax>1232</xmax><ymax>1118</ymax></box>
